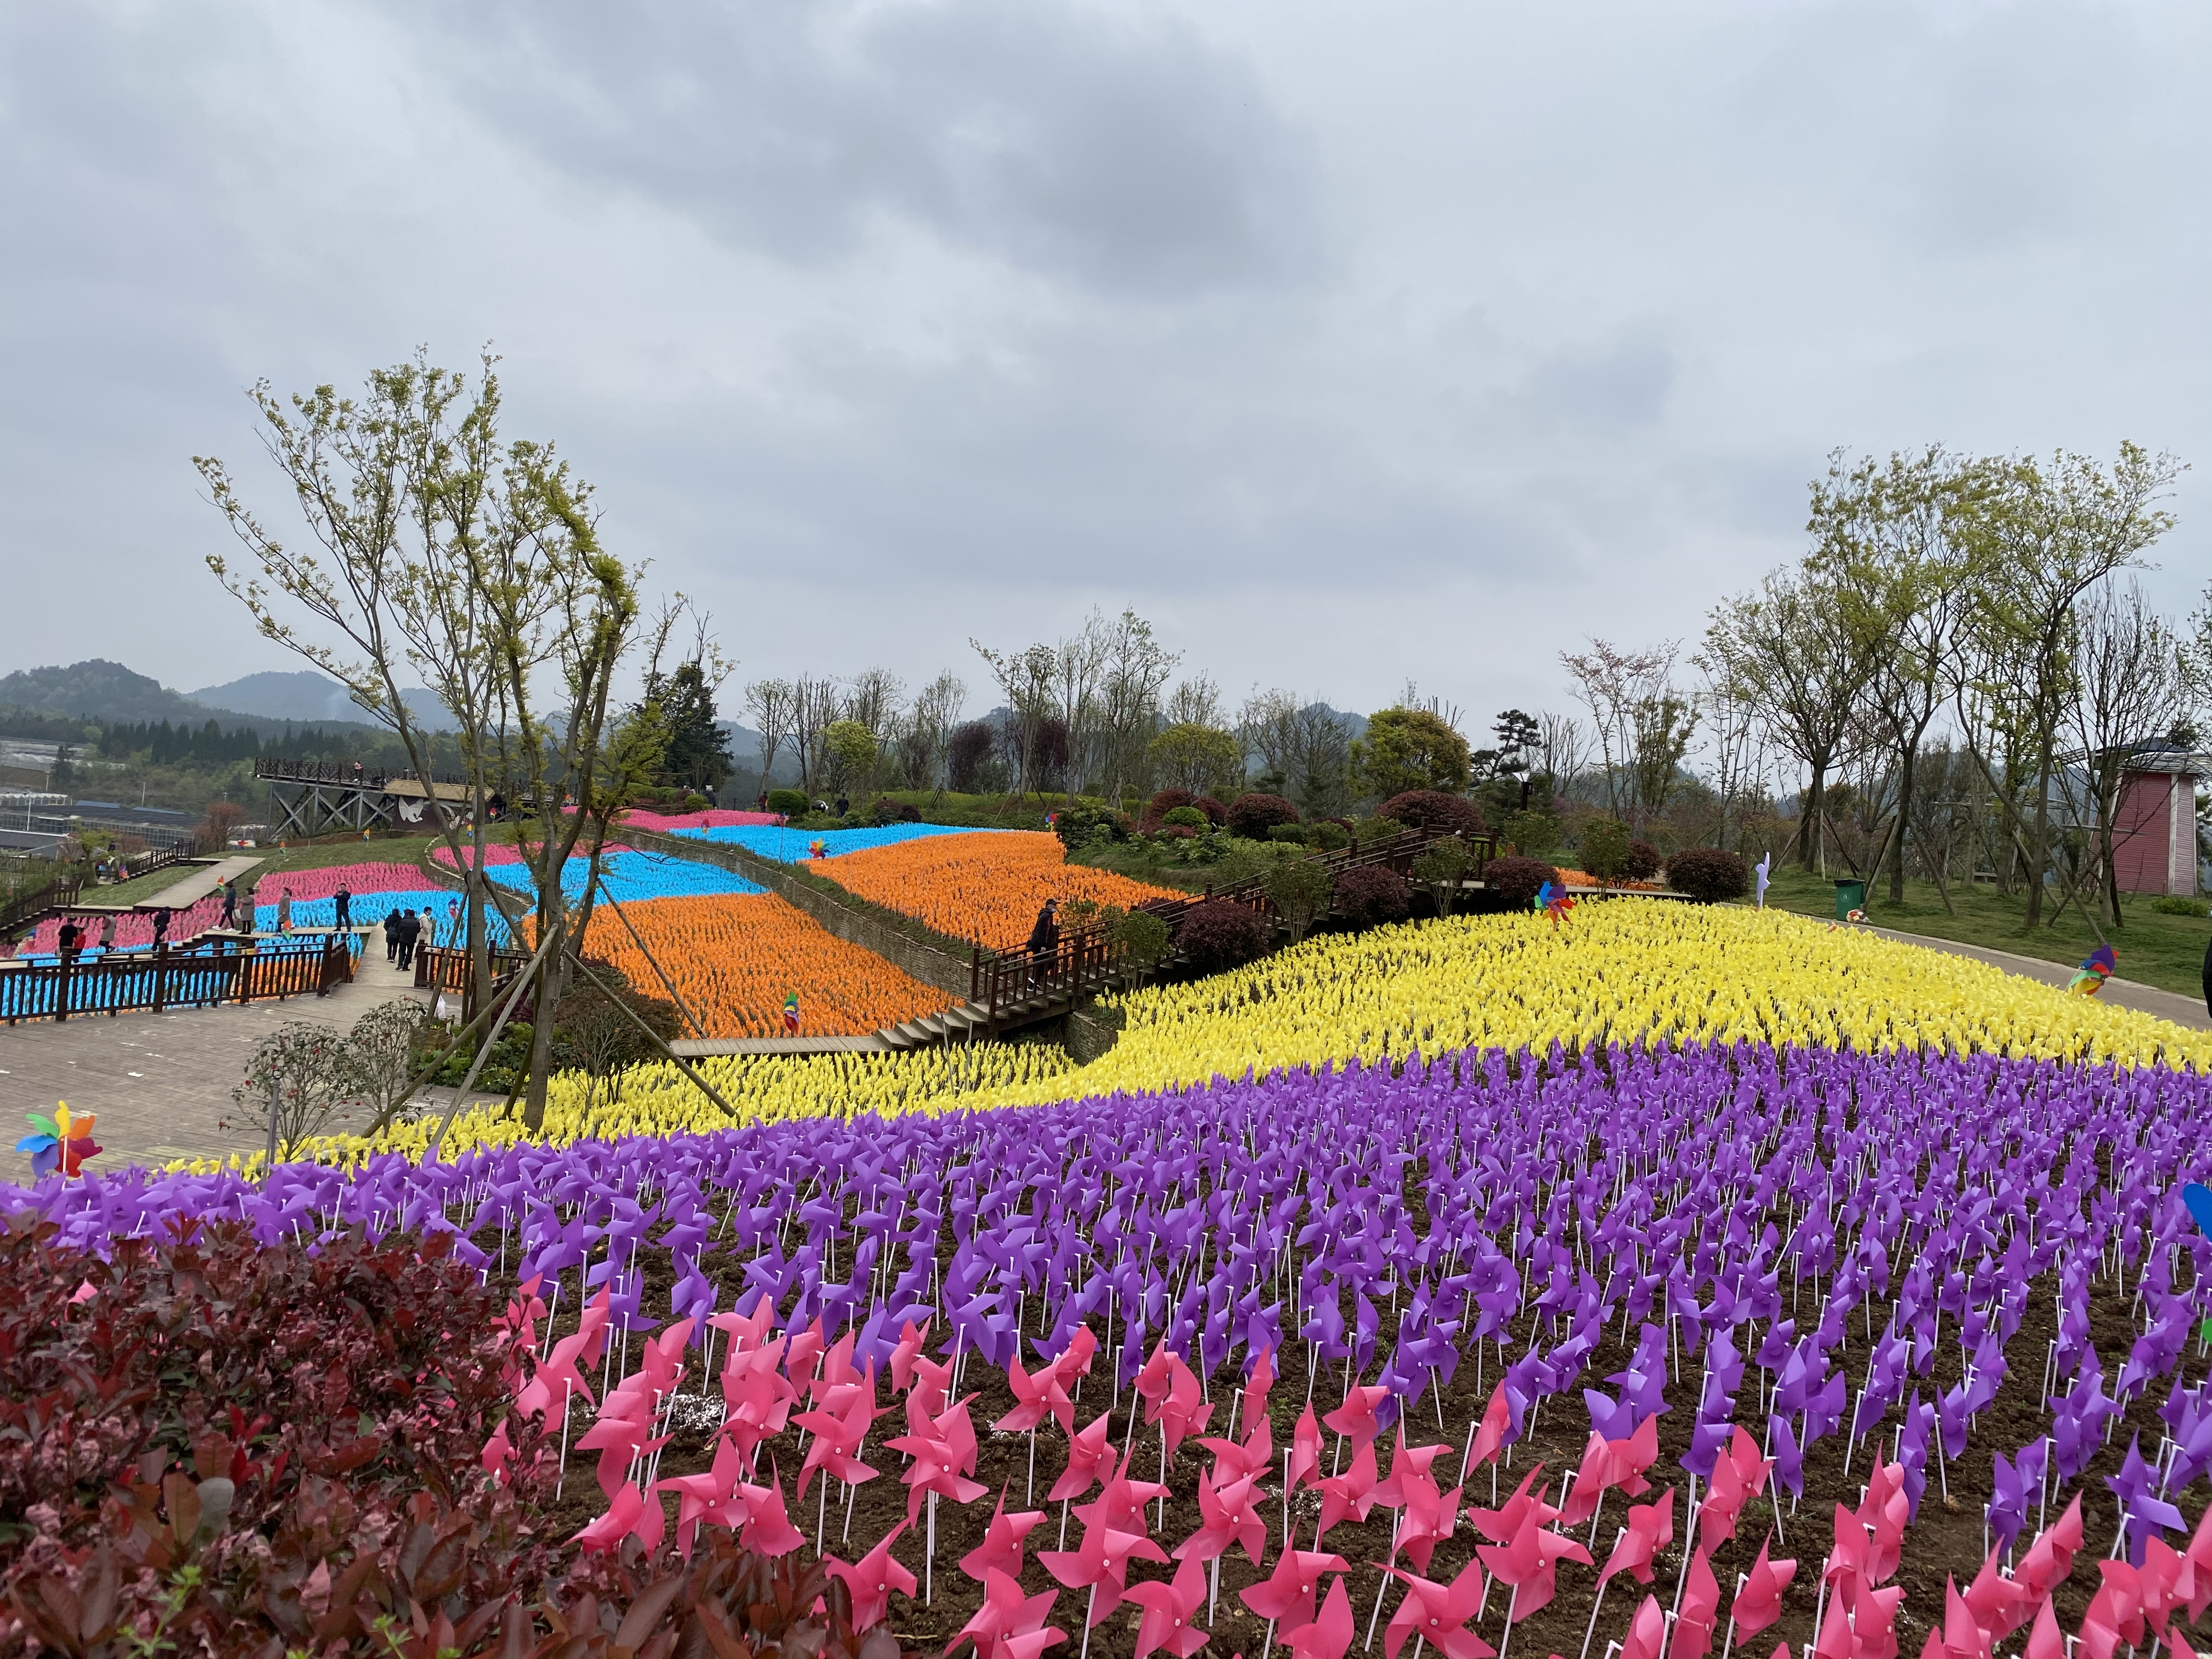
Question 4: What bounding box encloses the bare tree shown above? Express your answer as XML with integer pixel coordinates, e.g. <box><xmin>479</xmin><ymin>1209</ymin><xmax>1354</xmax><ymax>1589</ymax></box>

<box><xmin>970</xmin><ymin>639</ymin><xmax>1058</xmax><ymax>799</ymax></box>
<box><xmin>1904</xmin><ymin>741</ymin><xmax>1984</xmax><ymax>913</ymax></box>
<box><xmin>1165</xmin><ymin>674</ymin><xmax>1226</xmax><ymax>731</ymax></box>
<box><xmin>1536</xmin><ymin>712</ymin><xmax>1589</xmax><ymax>802</ymax></box>
<box><xmin>2065</xmin><ymin>582</ymin><xmax>2193</xmax><ymax>927</ymax></box>
<box><xmin>790</xmin><ymin>674</ymin><xmax>840</xmax><ymax>795</ymax></box>
<box><xmin>1558</xmin><ymin>639</ymin><xmax>1680</xmax><ymax>828</ymax></box>
<box><xmin>1093</xmin><ymin>611</ymin><xmax>1178</xmax><ymax>808</ymax></box>
<box><xmin>896</xmin><ymin>671</ymin><xmax>967</xmax><ymax>796</ymax></box>
<box><xmin>743</xmin><ymin>678</ymin><xmax>796</xmax><ymax>795</ymax></box>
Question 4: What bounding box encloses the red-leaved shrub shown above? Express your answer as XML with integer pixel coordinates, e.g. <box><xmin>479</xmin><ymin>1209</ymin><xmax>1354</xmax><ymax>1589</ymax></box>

<box><xmin>1666</xmin><ymin>847</ymin><xmax>1749</xmax><ymax>904</ymax></box>
<box><xmin>1333</xmin><ymin>866</ymin><xmax>1411</xmax><ymax>929</ymax></box>
<box><xmin>1482</xmin><ymin>855</ymin><xmax>1560</xmax><ymax>911</ymax></box>
<box><xmin>1141</xmin><ymin>789</ymin><xmax>1227</xmax><ymax>834</ymax></box>
<box><xmin>1176</xmin><ymin>898</ymin><xmax>1271</xmax><ymax>971</ymax></box>
<box><xmin>1623</xmin><ymin>839</ymin><xmax>1663</xmax><ymax>881</ymax></box>
<box><xmin>1225</xmin><ymin>792</ymin><xmax>1299</xmax><ymax>841</ymax></box>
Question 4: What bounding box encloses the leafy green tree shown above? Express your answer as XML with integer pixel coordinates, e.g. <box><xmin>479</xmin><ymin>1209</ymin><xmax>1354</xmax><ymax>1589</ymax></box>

<box><xmin>824</xmin><ymin>720</ymin><xmax>878</xmax><ymax>796</ymax></box>
<box><xmin>1410</xmin><ymin>836</ymin><xmax>1472</xmax><ymax>917</ymax></box>
<box><xmin>1350</xmin><ymin>707</ymin><xmax>1470</xmax><ymax>800</ymax></box>
<box><xmin>1148</xmin><ymin>721</ymin><xmax>1243</xmax><ymax>797</ymax></box>
<box><xmin>1579</xmin><ymin>815</ymin><xmax>1631</xmax><ymax>880</ymax></box>
<box><xmin>648</xmin><ymin>659</ymin><xmax>736</xmax><ymax>791</ymax></box>
<box><xmin>1265</xmin><ymin>857</ymin><xmax>1334</xmax><ymax>941</ymax></box>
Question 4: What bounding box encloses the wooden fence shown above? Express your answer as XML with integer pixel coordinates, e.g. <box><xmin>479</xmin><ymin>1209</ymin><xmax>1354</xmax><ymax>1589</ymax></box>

<box><xmin>413</xmin><ymin>943</ymin><xmax>533</xmax><ymax>1022</ymax></box>
<box><xmin>0</xmin><ymin>934</ymin><xmax>358</xmax><ymax>1025</ymax></box>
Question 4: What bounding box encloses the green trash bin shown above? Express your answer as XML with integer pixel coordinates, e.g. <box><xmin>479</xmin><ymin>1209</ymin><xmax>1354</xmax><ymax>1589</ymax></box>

<box><xmin>1835</xmin><ymin>878</ymin><xmax>1866</xmax><ymax>919</ymax></box>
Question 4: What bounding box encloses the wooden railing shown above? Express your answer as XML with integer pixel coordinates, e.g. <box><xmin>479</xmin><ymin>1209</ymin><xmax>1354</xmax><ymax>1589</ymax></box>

<box><xmin>413</xmin><ymin>943</ymin><xmax>533</xmax><ymax>1022</ymax></box>
<box><xmin>0</xmin><ymin>934</ymin><xmax>359</xmax><ymax>1025</ymax></box>
<box><xmin>956</xmin><ymin>826</ymin><xmax>1496</xmax><ymax>1030</ymax></box>
<box><xmin>0</xmin><ymin>874</ymin><xmax>83</xmax><ymax>940</ymax></box>
<box><xmin>255</xmin><ymin>757</ymin><xmax>471</xmax><ymax>789</ymax></box>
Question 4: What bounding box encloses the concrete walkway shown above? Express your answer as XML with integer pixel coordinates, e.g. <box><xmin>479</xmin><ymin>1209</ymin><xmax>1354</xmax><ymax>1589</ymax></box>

<box><xmin>0</xmin><ymin>947</ymin><xmax>437</xmax><ymax>1180</ymax></box>
<box><xmin>134</xmin><ymin>853</ymin><xmax>263</xmax><ymax>911</ymax></box>
<box><xmin>1864</xmin><ymin>924</ymin><xmax>2212</xmax><ymax>1030</ymax></box>
<box><xmin>671</xmin><ymin>1035</ymin><xmax>891</xmax><ymax>1057</ymax></box>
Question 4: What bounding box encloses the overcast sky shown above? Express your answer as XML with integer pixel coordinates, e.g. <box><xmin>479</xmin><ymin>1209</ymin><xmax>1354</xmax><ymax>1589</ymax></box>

<box><xmin>3</xmin><ymin>0</ymin><xmax>2205</xmax><ymax>733</ymax></box>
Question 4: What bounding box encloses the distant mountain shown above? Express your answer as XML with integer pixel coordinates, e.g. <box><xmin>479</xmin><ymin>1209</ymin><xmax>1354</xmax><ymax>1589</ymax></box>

<box><xmin>0</xmin><ymin>658</ymin><xmax>386</xmax><ymax>738</ymax></box>
<box><xmin>189</xmin><ymin>669</ymin><xmax>454</xmax><ymax>732</ymax></box>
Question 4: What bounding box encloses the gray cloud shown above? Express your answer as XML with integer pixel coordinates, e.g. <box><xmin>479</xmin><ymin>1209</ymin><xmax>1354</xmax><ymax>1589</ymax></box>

<box><xmin>0</xmin><ymin>0</ymin><xmax>2204</xmax><ymax>729</ymax></box>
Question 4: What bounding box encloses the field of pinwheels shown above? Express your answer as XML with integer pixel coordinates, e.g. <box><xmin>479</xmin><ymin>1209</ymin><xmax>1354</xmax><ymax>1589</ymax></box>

<box><xmin>9</xmin><ymin>899</ymin><xmax>2211</xmax><ymax>1659</ymax></box>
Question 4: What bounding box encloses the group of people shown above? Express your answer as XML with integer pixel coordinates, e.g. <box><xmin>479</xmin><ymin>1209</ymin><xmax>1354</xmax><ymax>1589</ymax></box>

<box><xmin>16</xmin><ymin>905</ymin><xmax>175</xmax><ymax>962</ymax></box>
<box><xmin>380</xmin><ymin>900</ymin><xmax>463</xmax><ymax>970</ymax></box>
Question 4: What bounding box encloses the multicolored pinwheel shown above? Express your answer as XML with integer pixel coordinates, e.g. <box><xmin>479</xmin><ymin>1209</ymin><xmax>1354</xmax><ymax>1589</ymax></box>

<box><xmin>783</xmin><ymin>990</ymin><xmax>802</xmax><ymax>1034</ymax></box>
<box><xmin>1534</xmin><ymin>881</ymin><xmax>1576</xmax><ymax>926</ymax></box>
<box><xmin>809</xmin><ymin>838</ymin><xmax>828</xmax><ymax>860</ymax></box>
<box><xmin>2067</xmin><ymin>944</ymin><xmax>2117</xmax><ymax>996</ymax></box>
<box><xmin>16</xmin><ymin>1103</ymin><xmax>99</xmax><ymax>1180</ymax></box>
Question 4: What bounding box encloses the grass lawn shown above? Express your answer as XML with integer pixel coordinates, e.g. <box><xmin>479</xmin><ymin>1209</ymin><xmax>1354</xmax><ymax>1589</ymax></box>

<box><xmin>94</xmin><ymin>833</ymin><xmax>454</xmax><ymax>906</ymax></box>
<box><xmin>1758</xmin><ymin>864</ymin><xmax>2211</xmax><ymax>999</ymax></box>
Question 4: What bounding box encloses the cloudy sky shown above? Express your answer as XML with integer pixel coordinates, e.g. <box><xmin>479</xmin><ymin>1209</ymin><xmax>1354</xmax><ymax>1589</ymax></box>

<box><xmin>3</xmin><ymin>0</ymin><xmax>2205</xmax><ymax>730</ymax></box>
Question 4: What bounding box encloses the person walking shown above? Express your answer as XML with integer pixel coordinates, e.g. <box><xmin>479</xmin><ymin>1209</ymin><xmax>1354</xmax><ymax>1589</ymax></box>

<box><xmin>396</xmin><ymin>907</ymin><xmax>421</xmax><ymax>971</ymax></box>
<box><xmin>219</xmin><ymin>879</ymin><xmax>238</xmax><ymax>930</ymax></box>
<box><xmin>235</xmin><ymin>878</ymin><xmax>256</xmax><ymax>934</ymax></box>
<box><xmin>1025</xmin><ymin>897</ymin><xmax>1059</xmax><ymax>992</ymax></box>
<box><xmin>333</xmin><ymin>884</ymin><xmax>351</xmax><ymax>932</ymax></box>
<box><xmin>276</xmin><ymin>887</ymin><xmax>294</xmax><ymax>934</ymax></box>
<box><xmin>97</xmin><ymin>913</ymin><xmax>117</xmax><ymax>952</ymax></box>
<box><xmin>384</xmin><ymin>906</ymin><xmax>404</xmax><ymax>963</ymax></box>
<box><xmin>150</xmin><ymin>907</ymin><xmax>171</xmax><ymax>949</ymax></box>
<box><xmin>56</xmin><ymin>917</ymin><xmax>82</xmax><ymax>960</ymax></box>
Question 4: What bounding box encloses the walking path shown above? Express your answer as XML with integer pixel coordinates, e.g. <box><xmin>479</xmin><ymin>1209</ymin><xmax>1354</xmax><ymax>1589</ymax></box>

<box><xmin>133</xmin><ymin>853</ymin><xmax>263</xmax><ymax>911</ymax></box>
<box><xmin>1</xmin><ymin>947</ymin><xmax>441</xmax><ymax>1180</ymax></box>
<box><xmin>1864</xmin><ymin>924</ymin><xmax>2212</xmax><ymax>1030</ymax></box>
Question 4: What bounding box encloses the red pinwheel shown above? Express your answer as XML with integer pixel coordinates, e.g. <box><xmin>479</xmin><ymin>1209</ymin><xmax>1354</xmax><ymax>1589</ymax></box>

<box><xmin>1124</xmin><ymin>1553</ymin><xmax>1211</xmax><ymax>1659</ymax></box>
<box><xmin>657</xmin><ymin>1432</ymin><xmax>754</xmax><ymax>1558</ymax></box>
<box><xmin>826</xmin><ymin>1522</ymin><xmax>916</xmax><ymax>1631</ymax></box>
<box><xmin>1174</xmin><ymin>1468</ymin><xmax>1268</xmax><ymax>1569</ymax></box>
<box><xmin>1039</xmin><ymin>1516</ymin><xmax>1168</xmax><ymax>1628</ymax></box>
<box><xmin>1598</xmin><ymin>1488</ymin><xmax>1675</xmax><ymax>1588</ymax></box>
<box><xmin>1314</xmin><ymin>1440</ymin><xmax>1381</xmax><ymax>1543</ymax></box>
<box><xmin>1381</xmin><ymin>1559</ymin><xmax>1495</xmax><ymax>1659</ymax></box>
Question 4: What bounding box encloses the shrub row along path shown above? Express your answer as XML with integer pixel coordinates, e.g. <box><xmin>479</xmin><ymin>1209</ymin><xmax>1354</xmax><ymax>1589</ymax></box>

<box><xmin>0</xmin><ymin>947</ymin><xmax>453</xmax><ymax>1179</ymax></box>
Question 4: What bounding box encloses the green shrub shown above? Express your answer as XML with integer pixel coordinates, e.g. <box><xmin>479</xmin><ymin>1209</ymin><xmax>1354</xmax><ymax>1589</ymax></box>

<box><xmin>2151</xmin><ymin>895</ymin><xmax>2209</xmax><ymax>918</ymax></box>
<box><xmin>1501</xmin><ymin>809</ymin><xmax>1559</xmax><ymax>856</ymax></box>
<box><xmin>1579</xmin><ymin>816</ymin><xmax>1631</xmax><ymax>880</ymax></box>
<box><xmin>1412</xmin><ymin>837</ymin><xmax>1474</xmax><ymax>916</ymax></box>
<box><xmin>1112</xmin><ymin>909</ymin><xmax>1172</xmax><ymax>974</ymax></box>
<box><xmin>1265</xmin><ymin>857</ymin><xmax>1334</xmax><ymax>939</ymax></box>
<box><xmin>1311</xmin><ymin>820</ymin><xmax>1352</xmax><ymax>851</ymax></box>
<box><xmin>765</xmin><ymin>787</ymin><xmax>808</xmax><ymax>815</ymax></box>
<box><xmin>1268</xmin><ymin>823</ymin><xmax>1311</xmax><ymax>845</ymax></box>
<box><xmin>1666</xmin><ymin>846</ymin><xmax>1749</xmax><ymax>904</ymax></box>
<box><xmin>1054</xmin><ymin>805</ymin><xmax>1128</xmax><ymax>848</ymax></box>
<box><xmin>1162</xmin><ymin>805</ymin><xmax>1209</xmax><ymax>828</ymax></box>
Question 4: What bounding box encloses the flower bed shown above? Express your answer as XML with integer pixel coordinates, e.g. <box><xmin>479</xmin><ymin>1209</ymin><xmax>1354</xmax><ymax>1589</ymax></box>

<box><xmin>804</xmin><ymin>829</ymin><xmax>1181</xmax><ymax>949</ymax></box>
<box><xmin>675</xmin><ymin>821</ymin><xmax>994</xmax><ymax>862</ymax></box>
<box><xmin>484</xmin><ymin>847</ymin><xmax>764</xmax><ymax>906</ymax></box>
<box><xmin>15</xmin><ymin>1039</ymin><xmax>2212</xmax><ymax>1659</ymax></box>
<box><xmin>561</xmin><ymin>891</ymin><xmax>955</xmax><ymax>1041</ymax></box>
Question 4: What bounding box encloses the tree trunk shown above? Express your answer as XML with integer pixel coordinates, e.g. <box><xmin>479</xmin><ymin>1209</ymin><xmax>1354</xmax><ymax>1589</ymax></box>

<box><xmin>1887</xmin><ymin>746</ymin><xmax>1916</xmax><ymax>905</ymax></box>
<box><xmin>2022</xmin><ymin>757</ymin><xmax>2052</xmax><ymax>929</ymax></box>
<box><xmin>1795</xmin><ymin>763</ymin><xmax>1829</xmax><ymax>870</ymax></box>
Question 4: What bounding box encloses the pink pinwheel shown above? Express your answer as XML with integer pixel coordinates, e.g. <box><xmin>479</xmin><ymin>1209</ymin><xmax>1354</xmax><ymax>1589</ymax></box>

<box><xmin>576</xmin><ymin>1389</ymin><xmax>671</xmax><ymax>1503</ymax></box>
<box><xmin>1074</xmin><ymin>1460</ymin><xmax>1171</xmax><ymax>1534</ymax></box>
<box><xmin>2013</xmin><ymin>1495</ymin><xmax>2084</xmax><ymax>1607</ymax></box>
<box><xmin>795</xmin><ymin>1380</ymin><xmax>885</xmax><ymax>1499</ymax></box>
<box><xmin>2139</xmin><ymin>1537</ymin><xmax>2195</xmax><ymax>1638</ymax></box>
<box><xmin>1476</xmin><ymin>1501</ymin><xmax>1589</xmax><ymax>1622</ymax></box>
<box><xmin>1822</xmin><ymin>1504</ymin><xmax>1873</xmax><ymax>1606</ymax></box>
<box><xmin>1731</xmin><ymin>1535</ymin><xmax>1798</xmax><ymax>1640</ymax></box>
<box><xmin>708</xmin><ymin>1297</ymin><xmax>776</xmax><ymax>1356</ymax></box>
<box><xmin>1241</xmin><ymin>1547</ymin><xmax>1351</xmax><ymax>1640</ymax></box>
<box><xmin>734</xmin><ymin>1464</ymin><xmax>806</xmax><ymax>1556</ymax></box>
<box><xmin>657</xmin><ymin>1432</ymin><xmax>755</xmax><ymax>1558</ymax></box>
<box><xmin>1314</xmin><ymin>1439</ymin><xmax>1381</xmax><ymax>1542</ymax></box>
<box><xmin>1289</xmin><ymin>1578</ymin><xmax>1357</xmax><ymax>1659</ymax></box>
<box><xmin>1287</xmin><ymin>1404</ymin><xmax>1325</xmax><ymax>1492</ymax></box>
<box><xmin>1597</xmin><ymin>1488</ymin><xmax>1675</xmax><ymax>1588</ymax></box>
<box><xmin>573</xmin><ymin>1482</ymin><xmax>649</xmax><ymax>1554</ymax></box>
<box><xmin>480</xmin><ymin>1419</ymin><xmax>515</xmax><ymax>1485</ymax></box>
<box><xmin>1620</xmin><ymin>1594</ymin><xmax>1668</xmax><ymax>1659</ymax></box>
<box><xmin>889</xmin><ymin>1392</ymin><xmax>989</xmax><ymax>1521</ymax></box>
<box><xmin>720</xmin><ymin>1342</ymin><xmax>800</xmax><ymax>1459</ymax></box>
<box><xmin>2024</xmin><ymin>1597</ymin><xmax>2067</xmax><ymax>1659</ymax></box>
<box><xmin>826</xmin><ymin>1522</ymin><xmax>917</xmax><ymax>1631</ymax></box>
<box><xmin>811</xmin><ymin>1329</ymin><xmax>860</xmax><ymax>1401</ymax></box>
<box><xmin>996</xmin><ymin>1356</ymin><xmax>1065</xmax><ymax>1434</ymax></box>
<box><xmin>1962</xmin><ymin>1547</ymin><xmax>2032</xmax><ymax>1640</ymax></box>
<box><xmin>2186</xmin><ymin>1504</ymin><xmax>2212</xmax><ymax>1622</ymax></box>
<box><xmin>953</xmin><ymin>1566</ymin><xmax>1067</xmax><ymax>1659</ymax></box>
<box><xmin>1847</xmin><ymin>1576</ymin><xmax>1905</xmax><ymax>1659</ymax></box>
<box><xmin>782</xmin><ymin>1317</ymin><xmax>828</xmax><ymax>1392</ymax></box>
<box><xmin>1381</xmin><ymin>1559</ymin><xmax>1494</xmax><ymax>1659</ymax></box>
<box><xmin>1175</xmin><ymin>1468</ymin><xmax>1268</xmax><ymax>1568</ymax></box>
<box><xmin>1561</xmin><ymin>1414</ymin><xmax>1659</xmax><ymax>1527</ymax></box>
<box><xmin>1465</xmin><ymin>1466</ymin><xmax>1553</xmax><ymax>1545</ymax></box>
<box><xmin>2082</xmin><ymin>1559</ymin><xmax>2148</xmax><ymax>1659</ymax></box>
<box><xmin>1049</xmin><ymin>1417</ymin><xmax>1117</xmax><ymax>1505</ymax></box>
<box><xmin>1918</xmin><ymin>1576</ymin><xmax>1993</xmax><ymax>1659</ymax></box>
<box><xmin>1466</xmin><ymin>1384</ymin><xmax>1511</xmax><ymax>1471</ymax></box>
<box><xmin>1375</xmin><ymin>1430</ymin><xmax>1461</xmax><ymax>1575</ymax></box>
<box><xmin>962</xmin><ymin>1485</ymin><xmax>1048</xmax><ymax>1583</ymax></box>
<box><xmin>1699</xmin><ymin>1427</ymin><xmax>1773</xmax><ymax>1554</ymax></box>
<box><xmin>1151</xmin><ymin>1351</ymin><xmax>1215</xmax><ymax>1464</ymax></box>
<box><xmin>1243</xmin><ymin>1345</ymin><xmax>1277</xmax><ymax>1437</ymax></box>
<box><xmin>1124</xmin><ymin>1552</ymin><xmax>1211</xmax><ymax>1659</ymax></box>
<box><xmin>890</xmin><ymin>1318</ymin><xmax>934</xmax><ymax>1392</ymax></box>
<box><xmin>1323</xmin><ymin>1383</ymin><xmax>1390</xmax><ymax>1451</ymax></box>
<box><xmin>1675</xmin><ymin>1545</ymin><xmax>1722</xmax><ymax>1659</ymax></box>
<box><xmin>1857</xmin><ymin>1459</ymin><xmax>1910</xmax><ymax>1585</ymax></box>
<box><xmin>516</xmin><ymin>1326</ymin><xmax>599</xmax><ymax>1423</ymax></box>
<box><xmin>1039</xmin><ymin>1517</ymin><xmax>1169</xmax><ymax>1627</ymax></box>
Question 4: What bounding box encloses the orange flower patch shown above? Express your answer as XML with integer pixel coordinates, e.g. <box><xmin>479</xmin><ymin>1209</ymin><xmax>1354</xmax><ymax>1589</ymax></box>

<box><xmin>566</xmin><ymin>892</ymin><xmax>953</xmax><ymax>1039</ymax></box>
<box><xmin>811</xmin><ymin>831</ymin><xmax>1182</xmax><ymax>950</ymax></box>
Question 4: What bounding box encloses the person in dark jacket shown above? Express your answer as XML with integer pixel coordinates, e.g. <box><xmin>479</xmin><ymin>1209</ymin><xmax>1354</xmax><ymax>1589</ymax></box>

<box><xmin>333</xmin><ymin>884</ymin><xmax>352</xmax><ymax>930</ymax></box>
<box><xmin>1026</xmin><ymin>899</ymin><xmax>1060</xmax><ymax>954</ymax></box>
<box><xmin>385</xmin><ymin>907</ymin><xmax>404</xmax><ymax>963</ymax></box>
<box><xmin>395</xmin><ymin>908</ymin><xmax>422</xmax><ymax>971</ymax></box>
<box><xmin>150</xmin><ymin>907</ymin><xmax>171</xmax><ymax>947</ymax></box>
<box><xmin>56</xmin><ymin>917</ymin><xmax>82</xmax><ymax>959</ymax></box>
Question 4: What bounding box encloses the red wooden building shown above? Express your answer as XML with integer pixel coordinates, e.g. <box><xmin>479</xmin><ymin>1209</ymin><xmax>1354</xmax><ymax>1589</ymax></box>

<box><xmin>2110</xmin><ymin>747</ymin><xmax>2205</xmax><ymax>897</ymax></box>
